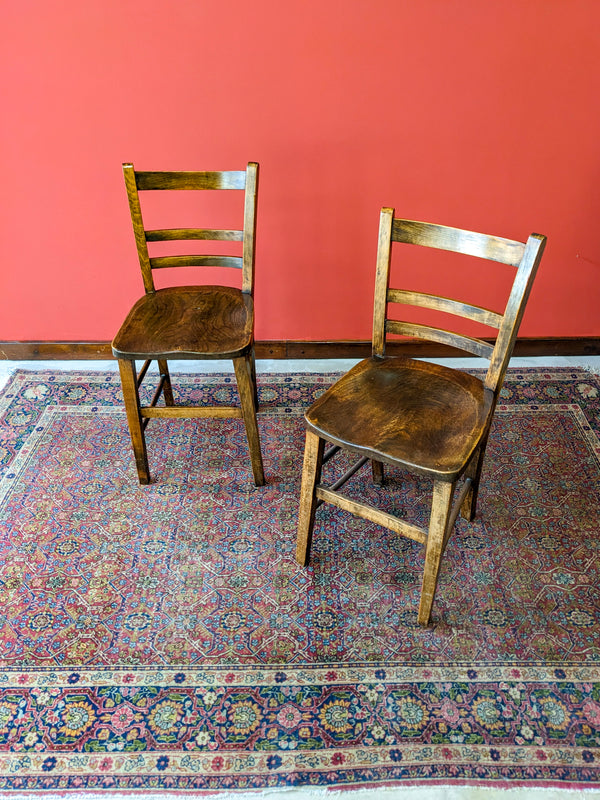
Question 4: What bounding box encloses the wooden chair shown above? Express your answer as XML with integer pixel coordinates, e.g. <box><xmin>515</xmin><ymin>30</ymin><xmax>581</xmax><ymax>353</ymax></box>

<box><xmin>296</xmin><ymin>209</ymin><xmax>546</xmax><ymax>625</ymax></box>
<box><xmin>112</xmin><ymin>162</ymin><xmax>264</xmax><ymax>486</ymax></box>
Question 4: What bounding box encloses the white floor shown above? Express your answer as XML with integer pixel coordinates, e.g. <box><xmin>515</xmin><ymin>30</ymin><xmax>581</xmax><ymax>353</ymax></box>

<box><xmin>3</xmin><ymin>356</ymin><xmax>600</xmax><ymax>800</ymax></box>
<box><xmin>1</xmin><ymin>355</ymin><xmax>599</xmax><ymax>390</ymax></box>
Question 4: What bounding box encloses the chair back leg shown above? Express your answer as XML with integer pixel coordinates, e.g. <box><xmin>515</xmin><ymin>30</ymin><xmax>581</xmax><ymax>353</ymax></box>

<box><xmin>249</xmin><ymin>347</ymin><xmax>259</xmax><ymax>412</ymax></box>
<box><xmin>418</xmin><ymin>480</ymin><xmax>455</xmax><ymax>626</ymax></box>
<box><xmin>157</xmin><ymin>359</ymin><xmax>175</xmax><ymax>406</ymax></box>
<box><xmin>460</xmin><ymin>434</ymin><xmax>490</xmax><ymax>522</ymax></box>
<box><xmin>372</xmin><ymin>460</ymin><xmax>385</xmax><ymax>485</ymax></box>
<box><xmin>296</xmin><ymin>430</ymin><xmax>325</xmax><ymax>566</ymax></box>
<box><xmin>118</xmin><ymin>358</ymin><xmax>151</xmax><ymax>485</ymax></box>
<box><xmin>233</xmin><ymin>353</ymin><xmax>265</xmax><ymax>486</ymax></box>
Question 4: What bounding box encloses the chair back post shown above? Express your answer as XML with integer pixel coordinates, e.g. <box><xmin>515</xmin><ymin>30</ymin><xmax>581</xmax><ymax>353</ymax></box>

<box><xmin>122</xmin><ymin>163</ymin><xmax>155</xmax><ymax>294</ymax></box>
<box><xmin>372</xmin><ymin>207</ymin><xmax>394</xmax><ymax>357</ymax></box>
<box><xmin>241</xmin><ymin>162</ymin><xmax>259</xmax><ymax>296</ymax></box>
<box><xmin>484</xmin><ymin>233</ymin><xmax>546</xmax><ymax>393</ymax></box>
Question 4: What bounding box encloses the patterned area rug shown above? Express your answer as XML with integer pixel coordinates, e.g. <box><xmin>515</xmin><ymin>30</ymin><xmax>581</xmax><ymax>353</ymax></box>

<box><xmin>0</xmin><ymin>367</ymin><xmax>599</xmax><ymax>793</ymax></box>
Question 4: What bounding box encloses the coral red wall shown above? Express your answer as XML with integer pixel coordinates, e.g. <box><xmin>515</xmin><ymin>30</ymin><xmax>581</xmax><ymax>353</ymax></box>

<box><xmin>2</xmin><ymin>0</ymin><xmax>599</xmax><ymax>341</ymax></box>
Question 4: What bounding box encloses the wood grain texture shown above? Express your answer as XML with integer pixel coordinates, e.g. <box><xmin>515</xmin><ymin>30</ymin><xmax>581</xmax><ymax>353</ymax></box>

<box><xmin>156</xmin><ymin>359</ymin><xmax>174</xmax><ymax>405</ymax></box>
<box><xmin>392</xmin><ymin>218</ymin><xmax>526</xmax><ymax>265</ymax></box>
<box><xmin>305</xmin><ymin>355</ymin><xmax>494</xmax><ymax>480</ymax></box>
<box><xmin>148</xmin><ymin>255</ymin><xmax>243</xmax><ymax>270</ymax></box>
<box><xmin>372</xmin><ymin>207</ymin><xmax>394</xmax><ymax>357</ymax></box>
<box><xmin>122</xmin><ymin>162</ymin><xmax>258</xmax><ymax>296</ymax></box>
<box><xmin>387</xmin><ymin>289</ymin><xmax>503</xmax><ymax>329</ymax></box>
<box><xmin>241</xmin><ymin>163</ymin><xmax>258</xmax><ymax>295</ymax></box>
<box><xmin>372</xmin><ymin>459</ymin><xmax>384</xmax><ymax>485</ymax></box>
<box><xmin>118</xmin><ymin>359</ymin><xmax>150</xmax><ymax>484</ymax></box>
<box><xmin>140</xmin><ymin>406</ymin><xmax>242</xmax><ymax>419</ymax></box>
<box><xmin>233</xmin><ymin>352</ymin><xmax>265</xmax><ymax>486</ymax></box>
<box><xmin>385</xmin><ymin>320</ymin><xmax>495</xmax><ymax>360</ymax></box>
<box><xmin>316</xmin><ymin>486</ymin><xmax>428</xmax><ymax>544</ymax></box>
<box><xmin>135</xmin><ymin>170</ymin><xmax>247</xmax><ymax>191</ymax></box>
<box><xmin>112</xmin><ymin>286</ymin><xmax>254</xmax><ymax>360</ymax></box>
<box><xmin>296</xmin><ymin>208</ymin><xmax>547</xmax><ymax>626</ymax></box>
<box><xmin>123</xmin><ymin>163</ymin><xmax>154</xmax><ymax>293</ymax></box>
<box><xmin>418</xmin><ymin>481</ymin><xmax>454</xmax><ymax>626</ymax></box>
<box><xmin>296</xmin><ymin>430</ymin><xmax>325</xmax><ymax>566</ymax></box>
<box><xmin>114</xmin><ymin>162</ymin><xmax>264</xmax><ymax>486</ymax></box>
<box><xmin>485</xmin><ymin>233</ymin><xmax>546</xmax><ymax>392</ymax></box>
<box><xmin>146</xmin><ymin>228</ymin><xmax>244</xmax><ymax>242</ymax></box>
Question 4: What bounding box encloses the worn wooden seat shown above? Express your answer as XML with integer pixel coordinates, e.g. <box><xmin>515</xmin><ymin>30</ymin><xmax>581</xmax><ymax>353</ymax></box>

<box><xmin>306</xmin><ymin>356</ymin><xmax>492</xmax><ymax>479</ymax></box>
<box><xmin>112</xmin><ymin>286</ymin><xmax>254</xmax><ymax>359</ymax></box>
<box><xmin>112</xmin><ymin>163</ymin><xmax>264</xmax><ymax>486</ymax></box>
<box><xmin>296</xmin><ymin>208</ymin><xmax>546</xmax><ymax>626</ymax></box>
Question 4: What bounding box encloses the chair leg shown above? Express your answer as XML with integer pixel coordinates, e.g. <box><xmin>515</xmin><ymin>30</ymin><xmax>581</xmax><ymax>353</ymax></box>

<box><xmin>157</xmin><ymin>359</ymin><xmax>174</xmax><ymax>406</ymax></box>
<box><xmin>233</xmin><ymin>353</ymin><xmax>265</xmax><ymax>486</ymax></box>
<box><xmin>460</xmin><ymin>435</ymin><xmax>489</xmax><ymax>522</ymax></box>
<box><xmin>249</xmin><ymin>344</ymin><xmax>259</xmax><ymax>412</ymax></box>
<box><xmin>372</xmin><ymin>460</ymin><xmax>384</xmax><ymax>485</ymax></box>
<box><xmin>418</xmin><ymin>480</ymin><xmax>455</xmax><ymax>626</ymax></box>
<box><xmin>296</xmin><ymin>430</ymin><xmax>325</xmax><ymax>566</ymax></box>
<box><xmin>118</xmin><ymin>359</ymin><xmax>151</xmax><ymax>485</ymax></box>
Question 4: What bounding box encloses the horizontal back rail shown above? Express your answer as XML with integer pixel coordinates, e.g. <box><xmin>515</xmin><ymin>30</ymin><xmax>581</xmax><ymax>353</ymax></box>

<box><xmin>385</xmin><ymin>320</ymin><xmax>495</xmax><ymax>360</ymax></box>
<box><xmin>387</xmin><ymin>289</ymin><xmax>503</xmax><ymax>329</ymax></box>
<box><xmin>135</xmin><ymin>170</ymin><xmax>247</xmax><ymax>191</ymax></box>
<box><xmin>146</xmin><ymin>228</ymin><xmax>244</xmax><ymax>242</ymax></box>
<box><xmin>392</xmin><ymin>219</ymin><xmax>526</xmax><ymax>266</ymax></box>
<box><xmin>149</xmin><ymin>255</ymin><xmax>243</xmax><ymax>270</ymax></box>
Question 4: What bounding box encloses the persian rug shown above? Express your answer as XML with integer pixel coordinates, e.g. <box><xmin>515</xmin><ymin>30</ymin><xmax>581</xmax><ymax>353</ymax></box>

<box><xmin>0</xmin><ymin>367</ymin><xmax>599</xmax><ymax>795</ymax></box>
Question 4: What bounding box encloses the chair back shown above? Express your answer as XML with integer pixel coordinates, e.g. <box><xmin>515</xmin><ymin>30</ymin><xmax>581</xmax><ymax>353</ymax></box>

<box><xmin>122</xmin><ymin>162</ymin><xmax>259</xmax><ymax>296</ymax></box>
<box><xmin>372</xmin><ymin>208</ymin><xmax>546</xmax><ymax>394</ymax></box>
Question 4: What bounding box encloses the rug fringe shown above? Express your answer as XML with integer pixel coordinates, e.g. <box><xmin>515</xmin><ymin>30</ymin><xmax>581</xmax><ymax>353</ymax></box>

<box><xmin>7</xmin><ymin>787</ymin><xmax>600</xmax><ymax>800</ymax></box>
<box><xmin>581</xmin><ymin>363</ymin><xmax>600</xmax><ymax>376</ymax></box>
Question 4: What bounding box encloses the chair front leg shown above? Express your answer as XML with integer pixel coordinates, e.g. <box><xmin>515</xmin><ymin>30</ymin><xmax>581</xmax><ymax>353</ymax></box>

<box><xmin>418</xmin><ymin>480</ymin><xmax>455</xmax><ymax>626</ymax></box>
<box><xmin>118</xmin><ymin>358</ymin><xmax>151</xmax><ymax>485</ymax></box>
<box><xmin>233</xmin><ymin>353</ymin><xmax>265</xmax><ymax>486</ymax></box>
<box><xmin>296</xmin><ymin>430</ymin><xmax>325</xmax><ymax>566</ymax></box>
<box><xmin>157</xmin><ymin>359</ymin><xmax>174</xmax><ymax>406</ymax></box>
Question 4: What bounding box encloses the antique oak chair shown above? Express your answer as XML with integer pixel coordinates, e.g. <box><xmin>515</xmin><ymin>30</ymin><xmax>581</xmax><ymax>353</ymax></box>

<box><xmin>296</xmin><ymin>208</ymin><xmax>546</xmax><ymax>625</ymax></box>
<box><xmin>112</xmin><ymin>162</ymin><xmax>264</xmax><ymax>486</ymax></box>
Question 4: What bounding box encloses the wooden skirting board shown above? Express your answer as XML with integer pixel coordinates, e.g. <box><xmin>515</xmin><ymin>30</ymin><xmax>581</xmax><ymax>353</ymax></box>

<box><xmin>1</xmin><ymin>338</ymin><xmax>599</xmax><ymax>360</ymax></box>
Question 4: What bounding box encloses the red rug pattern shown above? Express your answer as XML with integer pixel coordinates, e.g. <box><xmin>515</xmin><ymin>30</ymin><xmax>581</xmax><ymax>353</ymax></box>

<box><xmin>0</xmin><ymin>368</ymin><xmax>598</xmax><ymax>791</ymax></box>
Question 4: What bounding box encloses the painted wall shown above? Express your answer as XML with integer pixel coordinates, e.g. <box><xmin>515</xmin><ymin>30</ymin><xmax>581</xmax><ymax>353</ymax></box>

<box><xmin>2</xmin><ymin>0</ymin><xmax>599</xmax><ymax>342</ymax></box>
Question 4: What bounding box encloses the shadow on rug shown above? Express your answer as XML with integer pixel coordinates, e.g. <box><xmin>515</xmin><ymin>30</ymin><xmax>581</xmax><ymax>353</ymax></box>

<box><xmin>0</xmin><ymin>368</ymin><xmax>599</xmax><ymax>792</ymax></box>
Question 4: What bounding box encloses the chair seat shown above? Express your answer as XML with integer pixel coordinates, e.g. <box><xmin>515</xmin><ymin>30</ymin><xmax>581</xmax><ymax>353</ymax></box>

<box><xmin>112</xmin><ymin>286</ymin><xmax>254</xmax><ymax>359</ymax></box>
<box><xmin>305</xmin><ymin>355</ymin><xmax>494</xmax><ymax>480</ymax></box>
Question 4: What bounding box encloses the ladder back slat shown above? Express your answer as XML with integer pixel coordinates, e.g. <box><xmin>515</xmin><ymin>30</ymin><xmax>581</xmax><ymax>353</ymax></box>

<box><xmin>149</xmin><ymin>255</ymin><xmax>243</xmax><ymax>270</ymax></box>
<box><xmin>135</xmin><ymin>171</ymin><xmax>247</xmax><ymax>191</ymax></box>
<box><xmin>387</xmin><ymin>289</ymin><xmax>503</xmax><ymax>329</ymax></box>
<box><xmin>392</xmin><ymin>219</ymin><xmax>526</xmax><ymax>266</ymax></box>
<box><xmin>385</xmin><ymin>320</ymin><xmax>495</xmax><ymax>359</ymax></box>
<box><xmin>146</xmin><ymin>228</ymin><xmax>244</xmax><ymax>242</ymax></box>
